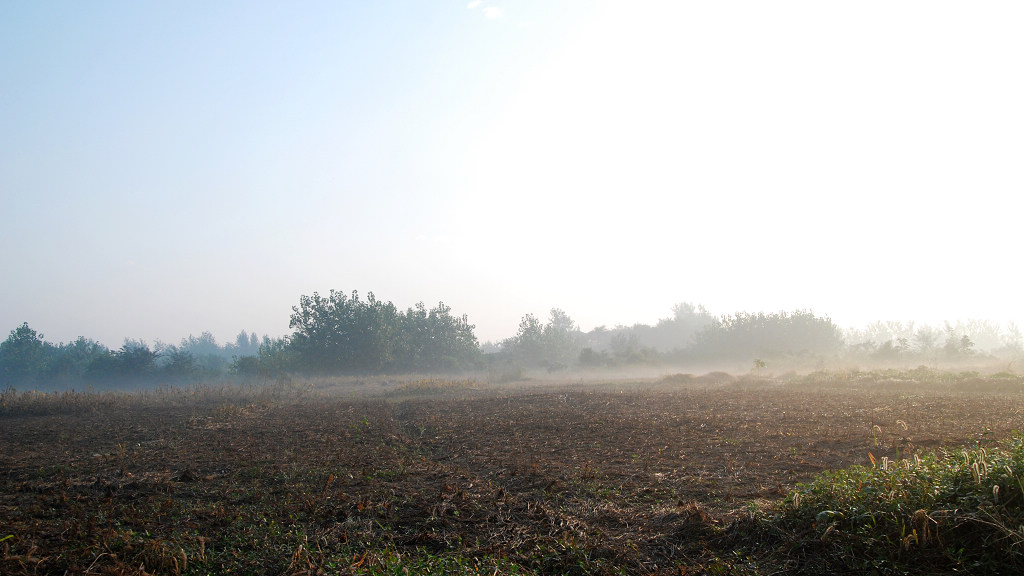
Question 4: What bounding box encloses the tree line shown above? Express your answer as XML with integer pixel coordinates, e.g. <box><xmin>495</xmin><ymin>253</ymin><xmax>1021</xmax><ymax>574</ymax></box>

<box><xmin>504</xmin><ymin>306</ymin><xmax>847</xmax><ymax>370</ymax></box>
<box><xmin>0</xmin><ymin>324</ymin><xmax>271</xmax><ymax>390</ymax></box>
<box><xmin>2</xmin><ymin>290</ymin><xmax>1023</xmax><ymax>390</ymax></box>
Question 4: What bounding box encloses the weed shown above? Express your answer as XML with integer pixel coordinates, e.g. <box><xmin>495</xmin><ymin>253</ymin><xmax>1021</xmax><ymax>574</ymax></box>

<box><xmin>782</xmin><ymin>434</ymin><xmax>1024</xmax><ymax>572</ymax></box>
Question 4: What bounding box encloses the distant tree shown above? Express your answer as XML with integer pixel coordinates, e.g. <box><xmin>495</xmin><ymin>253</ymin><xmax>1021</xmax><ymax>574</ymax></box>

<box><xmin>913</xmin><ymin>326</ymin><xmax>941</xmax><ymax>359</ymax></box>
<box><xmin>175</xmin><ymin>332</ymin><xmax>229</xmax><ymax>376</ymax></box>
<box><xmin>162</xmin><ymin>348</ymin><xmax>200</xmax><ymax>382</ymax></box>
<box><xmin>689</xmin><ymin>310</ymin><xmax>843</xmax><ymax>361</ymax></box>
<box><xmin>230</xmin><ymin>355</ymin><xmax>260</xmax><ymax>379</ymax></box>
<box><xmin>289</xmin><ymin>290</ymin><xmax>401</xmax><ymax>372</ymax></box>
<box><xmin>289</xmin><ymin>290</ymin><xmax>479</xmax><ymax>374</ymax></box>
<box><xmin>579</xmin><ymin>325</ymin><xmax>613</xmax><ymax>353</ymax></box>
<box><xmin>358</xmin><ymin>292</ymin><xmax>401</xmax><ymax>371</ymax></box>
<box><xmin>0</xmin><ymin>323</ymin><xmax>49</xmax><ymax>388</ymax></box>
<box><xmin>118</xmin><ymin>339</ymin><xmax>158</xmax><ymax>379</ymax></box>
<box><xmin>871</xmin><ymin>339</ymin><xmax>907</xmax><ymax>362</ymax></box>
<box><xmin>257</xmin><ymin>336</ymin><xmax>293</xmax><ymax>378</ymax></box>
<box><xmin>753</xmin><ymin>358</ymin><xmax>767</xmax><ymax>376</ymax></box>
<box><xmin>961</xmin><ymin>335</ymin><xmax>975</xmax><ymax>355</ymax></box>
<box><xmin>644</xmin><ymin>303</ymin><xmax>715</xmax><ymax>351</ymax></box>
<box><xmin>1000</xmin><ymin>323</ymin><xmax>1023</xmax><ymax>355</ymax></box>
<box><xmin>83</xmin><ymin>340</ymin><xmax>158</xmax><ymax>386</ymax></box>
<box><xmin>228</xmin><ymin>330</ymin><xmax>261</xmax><ymax>357</ymax></box>
<box><xmin>609</xmin><ymin>330</ymin><xmax>657</xmax><ymax>364</ymax></box>
<box><xmin>958</xmin><ymin>320</ymin><xmax>1004</xmax><ymax>353</ymax></box>
<box><xmin>398</xmin><ymin>301</ymin><xmax>479</xmax><ymax>371</ymax></box>
<box><xmin>942</xmin><ymin>329</ymin><xmax>975</xmax><ymax>360</ymax></box>
<box><xmin>84</xmin><ymin>350</ymin><xmax>121</xmax><ymax>383</ymax></box>
<box><xmin>180</xmin><ymin>332</ymin><xmax>220</xmax><ymax>356</ymax></box>
<box><xmin>541</xmin><ymin>308</ymin><xmax>580</xmax><ymax>370</ymax></box>
<box><xmin>289</xmin><ymin>290</ymin><xmax>363</xmax><ymax>372</ymax></box>
<box><xmin>44</xmin><ymin>337</ymin><xmax>108</xmax><ymax>385</ymax></box>
<box><xmin>501</xmin><ymin>313</ymin><xmax>545</xmax><ymax>367</ymax></box>
<box><xmin>578</xmin><ymin>347</ymin><xmax>611</xmax><ymax>367</ymax></box>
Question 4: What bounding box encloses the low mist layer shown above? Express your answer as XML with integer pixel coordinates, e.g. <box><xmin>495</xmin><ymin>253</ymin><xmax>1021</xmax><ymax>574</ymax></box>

<box><xmin>2</xmin><ymin>290</ymin><xmax>1022</xmax><ymax>391</ymax></box>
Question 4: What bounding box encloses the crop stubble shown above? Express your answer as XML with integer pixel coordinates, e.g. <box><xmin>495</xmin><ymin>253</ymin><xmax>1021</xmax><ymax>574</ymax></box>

<box><xmin>2</xmin><ymin>379</ymin><xmax>1023</xmax><ymax>573</ymax></box>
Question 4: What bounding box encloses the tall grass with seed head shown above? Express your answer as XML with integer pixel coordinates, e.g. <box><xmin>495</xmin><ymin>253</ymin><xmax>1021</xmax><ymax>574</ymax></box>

<box><xmin>780</xmin><ymin>434</ymin><xmax>1024</xmax><ymax>572</ymax></box>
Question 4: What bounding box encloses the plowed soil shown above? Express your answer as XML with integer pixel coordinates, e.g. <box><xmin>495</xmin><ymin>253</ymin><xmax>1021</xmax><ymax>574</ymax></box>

<box><xmin>2</xmin><ymin>376</ymin><xmax>1023</xmax><ymax>574</ymax></box>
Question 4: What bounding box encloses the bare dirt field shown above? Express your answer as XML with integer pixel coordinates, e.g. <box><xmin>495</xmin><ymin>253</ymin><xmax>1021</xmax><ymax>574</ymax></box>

<box><xmin>2</xmin><ymin>373</ymin><xmax>1023</xmax><ymax>574</ymax></box>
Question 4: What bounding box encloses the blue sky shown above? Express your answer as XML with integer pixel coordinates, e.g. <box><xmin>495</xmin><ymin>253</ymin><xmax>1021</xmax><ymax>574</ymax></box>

<box><xmin>2</xmin><ymin>1</ymin><xmax>1023</xmax><ymax>348</ymax></box>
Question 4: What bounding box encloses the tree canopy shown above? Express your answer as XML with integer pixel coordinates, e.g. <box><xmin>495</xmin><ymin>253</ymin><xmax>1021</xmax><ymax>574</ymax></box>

<box><xmin>288</xmin><ymin>290</ymin><xmax>479</xmax><ymax>374</ymax></box>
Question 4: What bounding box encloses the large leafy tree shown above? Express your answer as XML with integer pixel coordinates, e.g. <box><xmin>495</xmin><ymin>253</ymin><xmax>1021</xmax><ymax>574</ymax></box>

<box><xmin>541</xmin><ymin>308</ymin><xmax>580</xmax><ymax>369</ymax></box>
<box><xmin>289</xmin><ymin>290</ymin><xmax>476</xmax><ymax>373</ymax></box>
<box><xmin>118</xmin><ymin>340</ymin><xmax>158</xmax><ymax>377</ymax></box>
<box><xmin>44</xmin><ymin>337</ymin><xmax>108</xmax><ymax>385</ymax></box>
<box><xmin>0</xmin><ymin>323</ymin><xmax>50</xmax><ymax>388</ymax></box>
<box><xmin>398</xmin><ymin>301</ymin><xmax>479</xmax><ymax>371</ymax></box>
<box><xmin>690</xmin><ymin>310</ymin><xmax>843</xmax><ymax>361</ymax></box>
<box><xmin>83</xmin><ymin>339</ymin><xmax>159</xmax><ymax>385</ymax></box>
<box><xmin>502</xmin><ymin>313</ymin><xmax>545</xmax><ymax>366</ymax></box>
<box><xmin>174</xmin><ymin>332</ymin><xmax>229</xmax><ymax>375</ymax></box>
<box><xmin>500</xmin><ymin>309</ymin><xmax>581</xmax><ymax>369</ymax></box>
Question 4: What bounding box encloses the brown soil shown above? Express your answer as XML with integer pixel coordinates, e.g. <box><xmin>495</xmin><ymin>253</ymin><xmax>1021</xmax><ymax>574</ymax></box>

<box><xmin>2</xmin><ymin>378</ymin><xmax>1022</xmax><ymax>574</ymax></box>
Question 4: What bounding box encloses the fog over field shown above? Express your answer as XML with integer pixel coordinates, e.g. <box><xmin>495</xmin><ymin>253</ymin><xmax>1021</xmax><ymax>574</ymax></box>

<box><xmin>2</xmin><ymin>1</ymin><xmax>1022</xmax><ymax>349</ymax></box>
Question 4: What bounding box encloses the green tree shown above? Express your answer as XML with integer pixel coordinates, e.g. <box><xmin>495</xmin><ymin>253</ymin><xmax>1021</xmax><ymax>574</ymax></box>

<box><xmin>541</xmin><ymin>308</ymin><xmax>580</xmax><ymax>370</ymax></box>
<box><xmin>117</xmin><ymin>340</ymin><xmax>158</xmax><ymax>379</ymax></box>
<box><xmin>230</xmin><ymin>355</ymin><xmax>260</xmax><ymax>379</ymax></box>
<box><xmin>257</xmin><ymin>336</ymin><xmax>293</xmax><ymax>378</ymax></box>
<box><xmin>228</xmin><ymin>330</ymin><xmax>261</xmax><ymax>357</ymax></box>
<box><xmin>0</xmin><ymin>323</ymin><xmax>49</xmax><ymax>388</ymax></box>
<box><xmin>502</xmin><ymin>313</ymin><xmax>545</xmax><ymax>366</ymax></box>
<box><xmin>499</xmin><ymin>309</ymin><xmax>582</xmax><ymax>370</ymax></box>
<box><xmin>84</xmin><ymin>340</ymin><xmax>159</xmax><ymax>386</ymax></box>
<box><xmin>162</xmin><ymin>348</ymin><xmax>200</xmax><ymax>382</ymax></box>
<box><xmin>356</xmin><ymin>292</ymin><xmax>401</xmax><ymax>371</ymax></box>
<box><xmin>289</xmin><ymin>290</ymin><xmax>366</xmax><ymax>372</ymax></box>
<box><xmin>44</xmin><ymin>337</ymin><xmax>108</xmax><ymax>386</ymax></box>
<box><xmin>289</xmin><ymin>290</ymin><xmax>481</xmax><ymax>374</ymax></box>
<box><xmin>399</xmin><ymin>301</ymin><xmax>480</xmax><ymax>371</ymax></box>
<box><xmin>84</xmin><ymin>350</ymin><xmax>121</xmax><ymax>383</ymax></box>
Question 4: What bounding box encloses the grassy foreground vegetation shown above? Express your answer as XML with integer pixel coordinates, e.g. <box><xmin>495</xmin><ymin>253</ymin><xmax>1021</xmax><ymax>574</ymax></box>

<box><xmin>3</xmin><ymin>369</ymin><xmax>1024</xmax><ymax>574</ymax></box>
<box><xmin>779</xmin><ymin>435</ymin><xmax>1024</xmax><ymax>573</ymax></box>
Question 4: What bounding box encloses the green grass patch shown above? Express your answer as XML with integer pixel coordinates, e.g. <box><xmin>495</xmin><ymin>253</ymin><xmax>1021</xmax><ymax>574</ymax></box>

<box><xmin>354</xmin><ymin>548</ymin><xmax>529</xmax><ymax>575</ymax></box>
<box><xmin>779</xmin><ymin>434</ymin><xmax>1024</xmax><ymax>573</ymax></box>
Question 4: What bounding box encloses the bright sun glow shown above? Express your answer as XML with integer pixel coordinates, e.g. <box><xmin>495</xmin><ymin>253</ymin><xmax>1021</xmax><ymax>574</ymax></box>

<box><xmin>457</xmin><ymin>1</ymin><xmax>1024</xmax><ymax>337</ymax></box>
<box><xmin>0</xmin><ymin>1</ymin><xmax>1021</xmax><ymax>346</ymax></box>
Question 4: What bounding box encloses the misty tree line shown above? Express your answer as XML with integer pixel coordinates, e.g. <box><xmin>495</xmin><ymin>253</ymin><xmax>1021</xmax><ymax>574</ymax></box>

<box><xmin>517</xmin><ymin>307</ymin><xmax>1022</xmax><ymax>370</ymax></box>
<box><xmin>0</xmin><ymin>324</ymin><xmax>271</xmax><ymax>390</ymax></box>
<box><xmin>501</xmin><ymin>305</ymin><xmax>848</xmax><ymax>370</ymax></box>
<box><xmin>0</xmin><ymin>290</ymin><xmax>480</xmax><ymax>390</ymax></box>
<box><xmin>3</xmin><ymin>289</ymin><xmax>1024</xmax><ymax>390</ymax></box>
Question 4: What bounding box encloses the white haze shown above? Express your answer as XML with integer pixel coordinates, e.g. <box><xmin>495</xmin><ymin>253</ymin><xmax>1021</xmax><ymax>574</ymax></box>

<box><xmin>0</xmin><ymin>1</ymin><xmax>1021</xmax><ymax>348</ymax></box>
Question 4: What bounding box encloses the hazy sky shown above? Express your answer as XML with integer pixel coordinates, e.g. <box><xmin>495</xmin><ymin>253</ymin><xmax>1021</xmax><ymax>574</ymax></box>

<box><xmin>2</xmin><ymin>1</ymin><xmax>1022</xmax><ymax>348</ymax></box>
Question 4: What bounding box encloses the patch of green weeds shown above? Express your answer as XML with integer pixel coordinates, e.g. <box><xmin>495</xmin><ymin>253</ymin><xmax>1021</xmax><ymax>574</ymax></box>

<box><xmin>359</xmin><ymin>548</ymin><xmax>529</xmax><ymax>575</ymax></box>
<box><xmin>779</xmin><ymin>434</ymin><xmax>1024</xmax><ymax>573</ymax></box>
